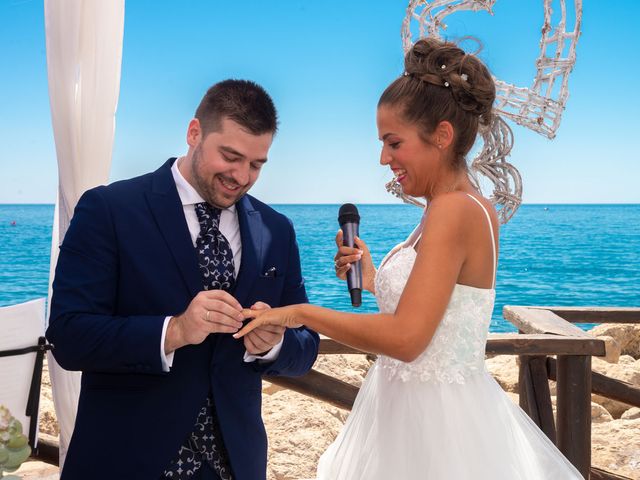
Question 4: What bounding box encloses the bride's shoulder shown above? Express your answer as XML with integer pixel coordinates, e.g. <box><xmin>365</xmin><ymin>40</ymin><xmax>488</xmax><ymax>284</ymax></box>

<box><xmin>428</xmin><ymin>191</ymin><xmax>489</xmax><ymax>218</ymax></box>
<box><xmin>425</xmin><ymin>192</ymin><xmax>497</xmax><ymax>233</ymax></box>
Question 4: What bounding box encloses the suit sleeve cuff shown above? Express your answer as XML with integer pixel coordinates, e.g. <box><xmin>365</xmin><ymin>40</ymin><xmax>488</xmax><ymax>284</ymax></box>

<box><xmin>243</xmin><ymin>336</ymin><xmax>284</xmax><ymax>363</ymax></box>
<box><xmin>160</xmin><ymin>316</ymin><xmax>175</xmax><ymax>372</ymax></box>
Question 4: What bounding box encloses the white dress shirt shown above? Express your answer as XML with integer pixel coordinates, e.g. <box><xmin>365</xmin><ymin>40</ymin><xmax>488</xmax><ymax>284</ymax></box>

<box><xmin>160</xmin><ymin>157</ymin><xmax>283</xmax><ymax>371</ymax></box>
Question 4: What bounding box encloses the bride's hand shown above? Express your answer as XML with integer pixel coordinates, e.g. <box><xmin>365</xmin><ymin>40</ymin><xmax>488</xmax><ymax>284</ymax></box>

<box><xmin>334</xmin><ymin>230</ymin><xmax>376</xmax><ymax>294</ymax></box>
<box><xmin>233</xmin><ymin>305</ymin><xmax>302</xmax><ymax>339</ymax></box>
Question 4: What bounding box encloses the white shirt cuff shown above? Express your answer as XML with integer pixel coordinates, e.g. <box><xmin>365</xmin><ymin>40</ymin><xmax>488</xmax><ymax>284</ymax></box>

<box><xmin>161</xmin><ymin>316</ymin><xmax>175</xmax><ymax>372</ymax></box>
<box><xmin>243</xmin><ymin>336</ymin><xmax>284</xmax><ymax>363</ymax></box>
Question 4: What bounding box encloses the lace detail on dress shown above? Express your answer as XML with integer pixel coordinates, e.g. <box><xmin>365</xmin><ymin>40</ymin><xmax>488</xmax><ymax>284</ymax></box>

<box><xmin>373</xmin><ymin>247</ymin><xmax>495</xmax><ymax>384</ymax></box>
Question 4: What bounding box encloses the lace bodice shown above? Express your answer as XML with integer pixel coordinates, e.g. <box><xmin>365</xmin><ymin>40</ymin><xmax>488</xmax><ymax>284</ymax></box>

<box><xmin>374</xmin><ymin>245</ymin><xmax>495</xmax><ymax>384</ymax></box>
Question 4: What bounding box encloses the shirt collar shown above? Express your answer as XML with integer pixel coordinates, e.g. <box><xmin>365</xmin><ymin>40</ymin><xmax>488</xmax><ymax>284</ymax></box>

<box><xmin>171</xmin><ymin>157</ymin><xmax>236</xmax><ymax>214</ymax></box>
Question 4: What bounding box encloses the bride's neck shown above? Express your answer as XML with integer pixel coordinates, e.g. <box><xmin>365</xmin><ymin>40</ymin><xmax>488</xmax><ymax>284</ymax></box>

<box><xmin>424</xmin><ymin>170</ymin><xmax>475</xmax><ymax>202</ymax></box>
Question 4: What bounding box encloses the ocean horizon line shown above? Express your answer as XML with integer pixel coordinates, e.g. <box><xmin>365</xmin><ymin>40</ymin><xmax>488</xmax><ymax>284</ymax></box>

<box><xmin>1</xmin><ymin>202</ymin><xmax>640</xmax><ymax>207</ymax></box>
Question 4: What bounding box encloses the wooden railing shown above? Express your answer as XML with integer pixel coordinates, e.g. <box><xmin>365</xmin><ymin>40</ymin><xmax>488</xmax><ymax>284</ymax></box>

<box><xmin>503</xmin><ymin>306</ymin><xmax>640</xmax><ymax>480</ymax></box>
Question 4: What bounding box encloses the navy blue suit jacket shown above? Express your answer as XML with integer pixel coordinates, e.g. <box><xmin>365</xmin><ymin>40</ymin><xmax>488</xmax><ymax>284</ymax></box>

<box><xmin>47</xmin><ymin>159</ymin><xmax>320</xmax><ymax>479</ymax></box>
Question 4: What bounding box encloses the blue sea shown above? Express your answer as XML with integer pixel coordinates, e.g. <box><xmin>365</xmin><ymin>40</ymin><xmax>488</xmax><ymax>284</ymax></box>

<box><xmin>0</xmin><ymin>204</ymin><xmax>638</xmax><ymax>332</ymax></box>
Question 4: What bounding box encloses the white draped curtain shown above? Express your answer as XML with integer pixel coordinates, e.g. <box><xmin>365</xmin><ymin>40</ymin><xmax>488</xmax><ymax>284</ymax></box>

<box><xmin>44</xmin><ymin>0</ymin><xmax>125</xmax><ymax>468</ymax></box>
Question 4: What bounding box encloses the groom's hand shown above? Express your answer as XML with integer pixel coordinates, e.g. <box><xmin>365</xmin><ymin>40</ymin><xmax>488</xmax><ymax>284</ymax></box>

<box><xmin>165</xmin><ymin>290</ymin><xmax>244</xmax><ymax>354</ymax></box>
<box><xmin>243</xmin><ymin>302</ymin><xmax>285</xmax><ymax>356</ymax></box>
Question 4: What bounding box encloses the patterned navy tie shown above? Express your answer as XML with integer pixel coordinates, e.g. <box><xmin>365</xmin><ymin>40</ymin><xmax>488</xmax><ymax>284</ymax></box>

<box><xmin>161</xmin><ymin>203</ymin><xmax>234</xmax><ymax>479</ymax></box>
<box><xmin>194</xmin><ymin>202</ymin><xmax>236</xmax><ymax>293</ymax></box>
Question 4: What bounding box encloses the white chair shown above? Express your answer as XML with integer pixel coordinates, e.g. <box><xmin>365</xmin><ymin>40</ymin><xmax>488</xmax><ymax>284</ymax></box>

<box><xmin>0</xmin><ymin>298</ymin><xmax>50</xmax><ymax>449</ymax></box>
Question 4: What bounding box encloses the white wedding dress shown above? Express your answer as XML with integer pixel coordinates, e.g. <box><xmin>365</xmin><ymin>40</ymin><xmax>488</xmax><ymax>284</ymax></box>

<box><xmin>316</xmin><ymin>195</ymin><xmax>583</xmax><ymax>479</ymax></box>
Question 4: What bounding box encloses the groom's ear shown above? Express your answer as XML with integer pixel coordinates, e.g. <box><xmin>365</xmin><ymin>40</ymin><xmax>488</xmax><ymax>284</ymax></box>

<box><xmin>186</xmin><ymin>118</ymin><xmax>202</xmax><ymax>147</ymax></box>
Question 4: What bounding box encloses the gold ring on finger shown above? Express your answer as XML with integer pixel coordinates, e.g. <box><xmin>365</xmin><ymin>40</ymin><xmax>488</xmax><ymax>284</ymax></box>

<box><xmin>206</xmin><ymin>310</ymin><xmax>211</xmax><ymax>322</ymax></box>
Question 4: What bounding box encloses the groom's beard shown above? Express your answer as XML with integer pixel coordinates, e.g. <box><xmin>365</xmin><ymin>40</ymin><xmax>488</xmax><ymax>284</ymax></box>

<box><xmin>191</xmin><ymin>144</ymin><xmax>251</xmax><ymax>209</ymax></box>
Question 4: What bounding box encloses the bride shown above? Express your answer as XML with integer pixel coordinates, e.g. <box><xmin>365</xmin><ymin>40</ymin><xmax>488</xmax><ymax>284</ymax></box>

<box><xmin>235</xmin><ymin>37</ymin><xmax>583</xmax><ymax>479</ymax></box>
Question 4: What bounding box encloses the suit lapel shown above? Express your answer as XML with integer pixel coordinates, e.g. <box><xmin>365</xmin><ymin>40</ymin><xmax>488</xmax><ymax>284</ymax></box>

<box><xmin>233</xmin><ymin>195</ymin><xmax>264</xmax><ymax>306</ymax></box>
<box><xmin>146</xmin><ymin>159</ymin><xmax>202</xmax><ymax>299</ymax></box>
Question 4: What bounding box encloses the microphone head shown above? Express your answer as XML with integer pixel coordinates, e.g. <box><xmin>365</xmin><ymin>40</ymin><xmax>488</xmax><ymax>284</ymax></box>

<box><xmin>338</xmin><ymin>203</ymin><xmax>360</xmax><ymax>226</ymax></box>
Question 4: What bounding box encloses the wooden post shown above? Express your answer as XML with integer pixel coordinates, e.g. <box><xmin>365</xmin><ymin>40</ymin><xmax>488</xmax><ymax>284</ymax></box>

<box><xmin>518</xmin><ymin>330</ymin><xmax>531</xmax><ymax>414</ymax></box>
<box><xmin>556</xmin><ymin>355</ymin><xmax>592</xmax><ymax>479</ymax></box>
<box><xmin>518</xmin><ymin>351</ymin><xmax>531</xmax><ymax>414</ymax></box>
<box><xmin>528</xmin><ymin>356</ymin><xmax>556</xmax><ymax>444</ymax></box>
<box><xmin>518</xmin><ymin>354</ymin><xmax>556</xmax><ymax>443</ymax></box>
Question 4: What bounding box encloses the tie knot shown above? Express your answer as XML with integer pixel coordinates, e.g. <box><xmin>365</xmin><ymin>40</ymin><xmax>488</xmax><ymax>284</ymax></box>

<box><xmin>194</xmin><ymin>202</ymin><xmax>221</xmax><ymax>233</ymax></box>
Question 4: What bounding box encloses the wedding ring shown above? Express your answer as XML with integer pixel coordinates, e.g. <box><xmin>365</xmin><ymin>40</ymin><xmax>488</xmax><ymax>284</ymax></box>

<box><xmin>334</xmin><ymin>260</ymin><xmax>340</xmax><ymax>269</ymax></box>
<box><xmin>206</xmin><ymin>310</ymin><xmax>211</xmax><ymax>322</ymax></box>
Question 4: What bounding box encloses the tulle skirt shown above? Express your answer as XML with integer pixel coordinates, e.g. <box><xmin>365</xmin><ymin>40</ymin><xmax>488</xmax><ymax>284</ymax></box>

<box><xmin>316</xmin><ymin>362</ymin><xmax>584</xmax><ymax>479</ymax></box>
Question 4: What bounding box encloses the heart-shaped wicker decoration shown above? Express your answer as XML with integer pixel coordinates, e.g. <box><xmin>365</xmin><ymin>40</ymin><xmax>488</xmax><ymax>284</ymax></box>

<box><xmin>385</xmin><ymin>0</ymin><xmax>582</xmax><ymax>223</ymax></box>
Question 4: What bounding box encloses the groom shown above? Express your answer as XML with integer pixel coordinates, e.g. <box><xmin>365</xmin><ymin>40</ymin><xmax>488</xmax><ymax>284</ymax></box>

<box><xmin>47</xmin><ymin>79</ymin><xmax>319</xmax><ymax>480</ymax></box>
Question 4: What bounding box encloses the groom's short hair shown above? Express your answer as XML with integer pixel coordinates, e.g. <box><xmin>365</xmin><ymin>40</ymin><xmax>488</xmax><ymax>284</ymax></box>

<box><xmin>195</xmin><ymin>79</ymin><xmax>278</xmax><ymax>137</ymax></box>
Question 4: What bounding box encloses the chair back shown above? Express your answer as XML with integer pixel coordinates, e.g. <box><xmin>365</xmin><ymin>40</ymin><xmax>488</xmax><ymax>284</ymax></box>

<box><xmin>0</xmin><ymin>298</ymin><xmax>47</xmax><ymax>446</ymax></box>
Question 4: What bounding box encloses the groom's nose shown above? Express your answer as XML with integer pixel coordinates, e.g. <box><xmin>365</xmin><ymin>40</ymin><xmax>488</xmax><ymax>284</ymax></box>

<box><xmin>231</xmin><ymin>161</ymin><xmax>251</xmax><ymax>187</ymax></box>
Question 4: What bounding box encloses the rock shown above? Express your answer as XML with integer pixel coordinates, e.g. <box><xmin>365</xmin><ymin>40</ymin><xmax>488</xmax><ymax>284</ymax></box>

<box><xmin>592</xmin><ymin>418</ymin><xmax>640</xmax><ymax>479</ymax></box>
<box><xmin>628</xmin><ymin>332</ymin><xmax>640</xmax><ymax>361</ymax></box>
<box><xmin>39</xmin><ymin>357</ymin><xmax>59</xmax><ymax>437</ymax></box>
<box><xmin>548</xmin><ymin>378</ymin><xmax>556</xmax><ymax>396</ymax></box>
<box><xmin>594</xmin><ymin>335</ymin><xmax>622</xmax><ymax>363</ymax></box>
<box><xmin>485</xmin><ymin>355</ymin><xmax>519</xmax><ymax>393</ymax></box>
<box><xmin>38</xmin><ymin>397</ymin><xmax>59</xmax><ymax>437</ymax></box>
<box><xmin>591</xmin><ymin>402</ymin><xmax>614</xmax><ymax>424</ymax></box>
<box><xmin>619</xmin><ymin>355</ymin><xmax>638</xmax><ymax>366</ymax></box>
<box><xmin>13</xmin><ymin>460</ymin><xmax>59</xmax><ymax>480</ymax></box>
<box><xmin>547</xmin><ymin>396</ymin><xmax>613</xmax><ymax>424</ymax></box>
<box><xmin>312</xmin><ymin>354</ymin><xmax>373</xmax><ymax>388</ymax></box>
<box><xmin>591</xmin><ymin>356</ymin><xmax>640</xmax><ymax>418</ymax></box>
<box><xmin>591</xmin><ymin>395</ymin><xmax>631</xmax><ymax>420</ymax></box>
<box><xmin>621</xmin><ymin>407</ymin><xmax>640</xmax><ymax>420</ymax></box>
<box><xmin>263</xmin><ymin>388</ymin><xmax>347</xmax><ymax>480</ymax></box>
<box><xmin>589</xmin><ymin>324</ymin><xmax>640</xmax><ymax>359</ymax></box>
<box><xmin>592</xmin><ymin>355</ymin><xmax>639</xmax><ymax>378</ymax></box>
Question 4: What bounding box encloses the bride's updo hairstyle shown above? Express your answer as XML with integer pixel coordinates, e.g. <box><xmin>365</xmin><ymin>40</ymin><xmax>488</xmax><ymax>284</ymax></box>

<box><xmin>379</xmin><ymin>37</ymin><xmax>496</xmax><ymax>171</ymax></box>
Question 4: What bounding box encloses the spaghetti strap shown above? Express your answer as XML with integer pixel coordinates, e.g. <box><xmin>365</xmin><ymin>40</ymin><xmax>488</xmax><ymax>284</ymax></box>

<box><xmin>409</xmin><ymin>230</ymin><xmax>422</xmax><ymax>249</ymax></box>
<box><xmin>379</xmin><ymin>209</ymin><xmax>427</xmax><ymax>270</ymax></box>
<box><xmin>465</xmin><ymin>194</ymin><xmax>497</xmax><ymax>288</ymax></box>
<box><xmin>404</xmin><ymin>208</ymin><xmax>426</xmax><ymax>250</ymax></box>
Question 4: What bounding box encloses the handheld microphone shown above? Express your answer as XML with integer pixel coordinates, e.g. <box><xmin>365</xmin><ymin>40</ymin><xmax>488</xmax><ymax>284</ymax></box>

<box><xmin>338</xmin><ymin>203</ymin><xmax>362</xmax><ymax>307</ymax></box>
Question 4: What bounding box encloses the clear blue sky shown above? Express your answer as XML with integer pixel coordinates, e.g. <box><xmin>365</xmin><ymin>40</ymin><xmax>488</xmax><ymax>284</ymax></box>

<box><xmin>1</xmin><ymin>0</ymin><xmax>639</xmax><ymax>204</ymax></box>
